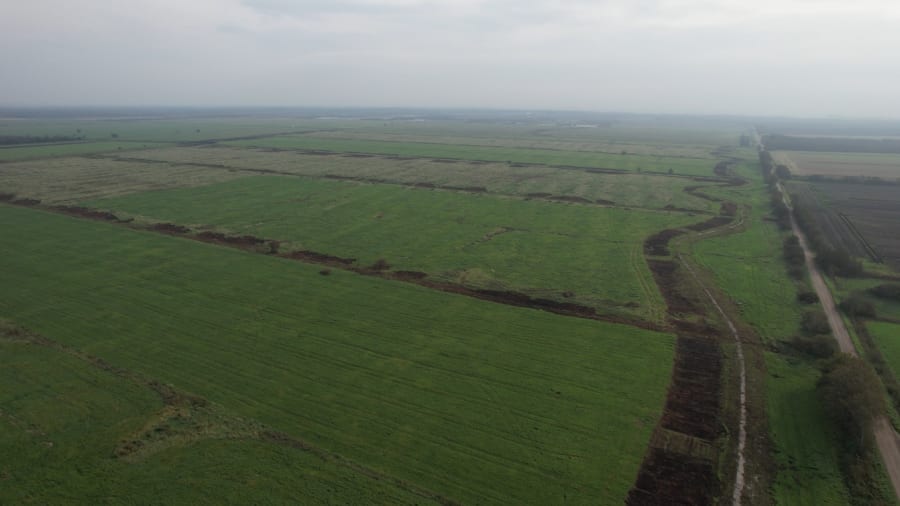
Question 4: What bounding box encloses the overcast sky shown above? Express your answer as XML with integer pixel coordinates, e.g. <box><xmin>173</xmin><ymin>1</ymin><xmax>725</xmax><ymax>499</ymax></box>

<box><xmin>2</xmin><ymin>0</ymin><xmax>899</xmax><ymax>117</ymax></box>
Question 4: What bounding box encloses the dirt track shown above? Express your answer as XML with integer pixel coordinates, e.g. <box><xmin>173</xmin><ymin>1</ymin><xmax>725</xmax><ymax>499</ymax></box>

<box><xmin>781</xmin><ymin>182</ymin><xmax>900</xmax><ymax>500</ymax></box>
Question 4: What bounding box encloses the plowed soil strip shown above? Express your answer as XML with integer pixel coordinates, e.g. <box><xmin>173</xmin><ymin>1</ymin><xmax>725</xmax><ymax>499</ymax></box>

<box><xmin>680</xmin><ymin>255</ymin><xmax>747</xmax><ymax>506</ymax></box>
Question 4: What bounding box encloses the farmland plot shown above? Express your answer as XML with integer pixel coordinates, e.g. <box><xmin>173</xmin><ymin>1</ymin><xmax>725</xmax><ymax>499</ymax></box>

<box><xmin>774</xmin><ymin>150</ymin><xmax>900</xmax><ymax>180</ymax></box>
<box><xmin>223</xmin><ymin>135</ymin><xmax>717</xmax><ymax>176</ymax></box>
<box><xmin>84</xmin><ymin>176</ymin><xmax>697</xmax><ymax>321</ymax></box>
<box><xmin>789</xmin><ymin>181</ymin><xmax>900</xmax><ymax>270</ymax></box>
<box><xmin>103</xmin><ymin>146</ymin><xmax>718</xmax><ymax>211</ymax></box>
<box><xmin>0</xmin><ymin>322</ymin><xmax>428</xmax><ymax>505</ymax></box>
<box><xmin>0</xmin><ymin>204</ymin><xmax>677</xmax><ymax>505</ymax></box>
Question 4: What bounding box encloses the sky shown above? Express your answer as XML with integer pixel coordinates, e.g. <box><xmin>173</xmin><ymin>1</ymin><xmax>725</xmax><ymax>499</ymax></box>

<box><xmin>2</xmin><ymin>0</ymin><xmax>899</xmax><ymax>117</ymax></box>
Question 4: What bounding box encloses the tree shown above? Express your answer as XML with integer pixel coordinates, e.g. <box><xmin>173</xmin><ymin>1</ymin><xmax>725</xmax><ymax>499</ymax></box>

<box><xmin>818</xmin><ymin>355</ymin><xmax>886</xmax><ymax>450</ymax></box>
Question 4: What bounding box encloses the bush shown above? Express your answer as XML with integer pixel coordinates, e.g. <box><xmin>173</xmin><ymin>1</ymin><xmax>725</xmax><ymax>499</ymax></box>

<box><xmin>783</xmin><ymin>236</ymin><xmax>805</xmax><ymax>279</ymax></box>
<box><xmin>787</xmin><ymin>334</ymin><xmax>836</xmax><ymax>359</ymax></box>
<box><xmin>796</xmin><ymin>291</ymin><xmax>819</xmax><ymax>304</ymax></box>
<box><xmin>839</xmin><ymin>293</ymin><xmax>877</xmax><ymax>319</ymax></box>
<box><xmin>801</xmin><ymin>310</ymin><xmax>831</xmax><ymax>335</ymax></box>
<box><xmin>869</xmin><ymin>284</ymin><xmax>900</xmax><ymax>301</ymax></box>
<box><xmin>818</xmin><ymin>355</ymin><xmax>886</xmax><ymax>450</ymax></box>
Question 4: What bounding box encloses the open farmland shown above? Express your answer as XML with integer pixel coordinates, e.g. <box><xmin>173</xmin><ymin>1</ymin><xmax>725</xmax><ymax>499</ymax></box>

<box><xmin>0</xmin><ymin>156</ymin><xmax>247</xmax><ymax>203</ymax></box>
<box><xmin>224</xmin><ymin>135</ymin><xmax>719</xmax><ymax>176</ymax></box>
<box><xmin>83</xmin><ymin>175</ymin><xmax>696</xmax><ymax>322</ymax></box>
<box><xmin>0</xmin><ymin>141</ymin><xmax>169</xmax><ymax>162</ymax></box>
<box><xmin>0</xmin><ymin>111</ymin><xmax>791</xmax><ymax>504</ymax></box>
<box><xmin>0</xmin><ymin>204</ymin><xmax>677</xmax><ymax>505</ymax></box>
<box><xmin>0</xmin><ymin>322</ymin><xmax>429</xmax><ymax>505</ymax></box>
<box><xmin>97</xmin><ymin>145</ymin><xmax>721</xmax><ymax>211</ymax></box>
<box><xmin>774</xmin><ymin>150</ymin><xmax>900</xmax><ymax>180</ymax></box>
<box><xmin>789</xmin><ymin>181</ymin><xmax>900</xmax><ymax>270</ymax></box>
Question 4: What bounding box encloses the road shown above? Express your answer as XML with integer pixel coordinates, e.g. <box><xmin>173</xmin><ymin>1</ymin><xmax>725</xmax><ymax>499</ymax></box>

<box><xmin>780</xmin><ymin>182</ymin><xmax>900</xmax><ymax>500</ymax></box>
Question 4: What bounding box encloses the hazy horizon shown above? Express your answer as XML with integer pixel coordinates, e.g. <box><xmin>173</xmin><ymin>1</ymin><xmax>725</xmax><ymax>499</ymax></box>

<box><xmin>3</xmin><ymin>0</ymin><xmax>899</xmax><ymax>119</ymax></box>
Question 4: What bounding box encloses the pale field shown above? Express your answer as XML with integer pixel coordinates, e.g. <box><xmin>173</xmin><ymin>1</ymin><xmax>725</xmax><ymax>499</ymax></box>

<box><xmin>774</xmin><ymin>150</ymin><xmax>900</xmax><ymax>179</ymax></box>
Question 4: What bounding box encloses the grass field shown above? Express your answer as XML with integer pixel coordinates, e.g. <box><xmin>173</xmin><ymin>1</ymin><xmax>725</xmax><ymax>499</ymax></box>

<box><xmin>84</xmin><ymin>176</ymin><xmax>696</xmax><ymax>321</ymax></box>
<box><xmin>774</xmin><ymin>150</ymin><xmax>900</xmax><ymax>180</ymax></box>
<box><xmin>224</xmin><ymin>135</ymin><xmax>718</xmax><ymax>176</ymax></box>
<box><xmin>0</xmin><ymin>141</ymin><xmax>168</xmax><ymax>162</ymax></box>
<box><xmin>303</xmin><ymin>130</ymin><xmax>720</xmax><ymax>159</ymax></box>
<box><xmin>0</xmin><ymin>156</ymin><xmax>245</xmax><ymax>203</ymax></box>
<box><xmin>832</xmin><ymin>277</ymin><xmax>900</xmax><ymax>322</ymax></box>
<box><xmin>869</xmin><ymin>322</ymin><xmax>900</xmax><ymax>381</ymax></box>
<box><xmin>692</xmin><ymin>181</ymin><xmax>803</xmax><ymax>343</ymax></box>
<box><xmin>105</xmin><ymin>146</ymin><xmax>719</xmax><ymax>211</ymax></box>
<box><xmin>0</xmin><ymin>204</ymin><xmax>676</xmax><ymax>505</ymax></box>
<box><xmin>0</xmin><ymin>117</ymin><xmax>314</xmax><ymax>143</ymax></box>
<box><xmin>766</xmin><ymin>353</ymin><xmax>851</xmax><ymax>505</ymax></box>
<box><xmin>0</xmin><ymin>323</ymin><xmax>430</xmax><ymax>505</ymax></box>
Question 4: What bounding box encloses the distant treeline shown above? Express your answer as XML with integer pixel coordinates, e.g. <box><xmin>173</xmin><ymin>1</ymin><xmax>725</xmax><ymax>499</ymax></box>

<box><xmin>0</xmin><ymin>135</ymin><xmax>83</xmax><ymax>146</ymax></box>
<box><xmin>763</xmin><ymin>134</ymin><xmax>900</xmax><ymax>154</ymax></box>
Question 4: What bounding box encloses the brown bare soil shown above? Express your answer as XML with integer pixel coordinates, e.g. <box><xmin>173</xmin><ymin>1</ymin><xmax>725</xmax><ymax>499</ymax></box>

<box><xmin>548</xmin><ymin>195</ymin><xmax>593</xmax><ymax>204</ymax></box>
<box><xmin>660</xmin><ymin>337</ymin><xmax>722</xmax><ymax>439</ymax></box>
<box><xmin>442</xmin><ymin>185</ymin><xmax>487</xmax><ymax>193</ymax></box>
<box><xmin>627</xmin><ymin>448</ymin><xmax>718</xmax><ymax>505</ymax></box>
<box><xmin>52</xmin><ymin>205</ymin><xmax>121</xmax><ymax>221</ymax></box>
<box><xmin>390</xmin><ymin>270</ymin><xmax>428</xmax><ymax>281</ymax></box>
<box><xmin>685</xmin><ymin>216</ymin><xmax>733</xmax><ymax>232</ymax></box>
<box><xmin>281</xmin><ymin>249</ymin><xmax>357</xmax><ymax>266</ymax></box>
<box><xmin>793</xmin><ymin>181</ymin><xmax>900</xmax><ymax>269</ymax></box>
<box><xmin>150</xmin><ymin>222</ymin><xmax>190</xmax><ymax>235</ymax></box>
<box><xmin>627</xmin><ymin>170</ymin><xmax>735</xmax><ymax>504</ymax></box>
<box><xmin>195</xmin><ymin>231</ymin><xmax>267</xmax><ymax>248</ymax></box>
<box><xmin>719</xmin><ymin>202</ymin><xmax>738</xmax><ymax>216</ymax></box>
<box><xmin>645</xmin><ymin>230</ymin><xmax>687</xmax><ymax>257</ymax></box>
<box><xmin>647</xmin><ymin>260</ymin><xmax>703</xmax><ymax>316</ymax></box>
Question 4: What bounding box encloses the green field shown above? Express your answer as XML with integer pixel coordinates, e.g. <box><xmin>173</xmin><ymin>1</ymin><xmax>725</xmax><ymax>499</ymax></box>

<box><xmin>304</xmin><ymin>129</ymin><xmax>720</xmax><ymax>159</ymax></box>
<box><xmin>0</xmin><ymin>141</ymin><xmax>168</xmax><ymax>162</ymax></box>
<box><xmin>0</xmin><ymin>323</ymin><xmax>429</xmax><ymax>505</ymax></box>
<box><xmin>0</xmin><ymin>156</ymin><xmax>245</xmax><ymax>203</ymax></box>
<box><xmin>85</xmin><ymin>176</ymin><xmax>695</xmax><ymax>321</ymax></box>
<box><xmin>692</xmin><ymin>180</ymin><xmax>803</xmax><ymax>343</ymax></box>
<box><xmin>766</xmin><ymin>354</ymin><xmax>851</xmax><ymax>505</ymax></box>
<box><xmin>870</xmin><ymin>322</ymin><xmax>900</xmax><ymax>381</ymax></box>
<box><xmin>224</xmin><ymin>135</ymin><xmax>718</xmax><ymax>176</ymax></box>
<box><xmin>832</xmin><ymin>277</ymin><xmax>900</xmax><ymax>322</ymax></box>
<box><xmin>101</xmin><ymin>146</ymin><xmax>719</xmax><ymax>211</ymax></box>
<box><xmin>0</xmin><ymin>204</ymin><xmax>676</xmax><ymax>505</ymax></box>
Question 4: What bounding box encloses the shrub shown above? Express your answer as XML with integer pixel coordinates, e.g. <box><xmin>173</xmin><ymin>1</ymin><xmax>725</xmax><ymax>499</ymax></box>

<box><xmin>796</xmin><ymin>291</ymin><xmax>819</xmax><ymax>304</ymax></box>
<box><xmin>801</xmin><ymin>310</ymin><xmax>831</xmax><ymax>335</ymax></box>
<box><xmin>869</xmin><ymin>284</ymin><xmax>900</xmax><ymax>301</ymax></box>
<box><xmin>839</xmin><ymin>293</ymin><xmax>877</xmax><ymax>319</ymax></box>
